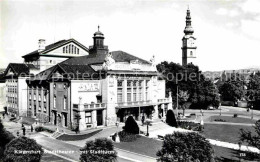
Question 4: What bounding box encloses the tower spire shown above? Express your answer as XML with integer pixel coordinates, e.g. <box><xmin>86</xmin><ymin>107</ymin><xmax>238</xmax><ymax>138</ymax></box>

<box><xmin>184</xmin><ymin>7</ymin><xmax>194</xmax><ymax>35</ymax></box>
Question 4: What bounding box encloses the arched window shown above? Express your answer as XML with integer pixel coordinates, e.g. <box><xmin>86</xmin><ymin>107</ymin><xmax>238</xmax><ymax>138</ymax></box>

<box><xmin>71</xmin><ymin>45</ymin><xmax>74</xmax><ymax>54</ymax></box>
<box><xmin>77</xmin><ymin>48</ymin><xmax>79</xmax><ymax>54</ymax></box>
<box><xmin>66</xmin><ymin>46</ymin><xmax>68</xmax><ymax>53</ymax></box>
<box><xmin>74</xmin><ymin>46</ymin><xmax>76</xmax><ymax>54</ymax></box>
<box><xmin>63</xmin><ymin>47</ymin><xmax>65</xmax><ymax>53</ymax></box>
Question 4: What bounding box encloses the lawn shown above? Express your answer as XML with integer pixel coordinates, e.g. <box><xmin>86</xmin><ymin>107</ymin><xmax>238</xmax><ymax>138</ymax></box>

<box><xmin>201</xmin><ymin>123</ymin><xmax>255</xmax><ymax>144</ymax></box>
<box><xmin>57</xmin><ymin>129</ymin><xmax>102</xmax><ymax>141</ymax></box>
<box><xmin>114</xmin><ymin>135</ymin><xmax>163</xmax><ymax>158</ymax></box>
<box><xmin>213</xmin><ymin>145</ymin><xmax>259</xmax><ymax>162</ymax></box>
<box><xmin>208</xmin><ymin>115</ymin><xmax>257</xmax><ymax>124</ymax></box>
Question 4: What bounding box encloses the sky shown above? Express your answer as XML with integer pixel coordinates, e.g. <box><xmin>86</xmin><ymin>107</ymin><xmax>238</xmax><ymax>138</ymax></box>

<box><xmin>1</xmin><ymin>0</ymin><xmax>260</xmax><ymax>71</ymax></box>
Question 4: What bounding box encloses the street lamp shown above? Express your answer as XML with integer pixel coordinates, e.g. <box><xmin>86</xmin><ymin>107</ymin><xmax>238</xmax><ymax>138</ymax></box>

<box><xmin>251</xmin><ymin>105</ymin><xmax>254</xmax><ymax>119</ymax></box>
<box><xmin>219</xmin><ymin>103</ymin><xmax>222</xmax><ymax>116</ymax></box>
<box><xmin>145</xmin><ymin>119</ymin><xmax>152</xmax><ymax>137</ymax></box>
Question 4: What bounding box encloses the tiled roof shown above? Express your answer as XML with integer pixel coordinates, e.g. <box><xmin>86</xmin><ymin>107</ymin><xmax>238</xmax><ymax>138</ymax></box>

<box><xmin>22</xmin><ymin>38</ymin><xmax>89</xmax><ymax>58</ymax></box>
<box><xmin>30</xmin><ymin>63</ymin><xmax>97</xmax><ymax>81</ymax></box>
<box><xmin>4</xmin><ymin>63</ymin><xmax>36</xmax><ymax>76</ymax></box>
<box><xmin>63</xmin><ymin>50</ymin><xmax>151</xmax><ymax>65</ymax></box>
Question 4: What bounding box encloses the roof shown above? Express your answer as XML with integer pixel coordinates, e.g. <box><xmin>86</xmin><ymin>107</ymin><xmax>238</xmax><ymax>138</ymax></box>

<box><xmin>22</xmin><ymin>38</ymin><xmax>89</xmax><ymax>58</ymax></box>
<box><xmin>30</xmin><ymin>63</ymin><xmax>97</xmax><ymax>81</ymax></box>
<box><xmin>3</xmin><ymin>63</ymin><xmax>36</xmax><ymax>77</ymax></box>
<box><xmin>63</xmin><ymin>50</ymin><xmax>151</xmax><ymax>65</ymax></box>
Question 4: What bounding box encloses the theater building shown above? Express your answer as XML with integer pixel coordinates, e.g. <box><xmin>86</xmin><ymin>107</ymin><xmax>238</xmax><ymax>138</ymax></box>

<box><xmin>27</xmin><ymin>28</ymin><xmax>172</xmax><ymax>130</ymax></box>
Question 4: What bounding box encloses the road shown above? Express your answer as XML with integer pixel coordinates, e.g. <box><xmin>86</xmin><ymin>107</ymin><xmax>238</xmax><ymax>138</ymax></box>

<box><xmin>31</xmin><ymin>134</ymin><xmax>154</xmax><ymax>162</ymax></box>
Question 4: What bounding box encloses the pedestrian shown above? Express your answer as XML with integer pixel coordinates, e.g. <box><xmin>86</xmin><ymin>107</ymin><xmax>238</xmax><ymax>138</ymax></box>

<box><xmin>31</xmin><ymin>125</ymin><xmax>33</xmax><ymax>132</ymax></box>
<box><xmin>22</xmin><ymin>126</ymin><xmax>26</xmax><ymax>136</ymax></box>
<box><xmin>22</xmin><ymin>124</ymin><xmax>24</xmax><ymax>128</ymax></box>
<box><xmin>141</xmin><ymin>115</ymin><xmax>145</xmax><ymax>126</ymax></box>
<box><xmin>2</xmin><ymin>113</ymin><xmax>5</xmax><ymax>119</ymax></box>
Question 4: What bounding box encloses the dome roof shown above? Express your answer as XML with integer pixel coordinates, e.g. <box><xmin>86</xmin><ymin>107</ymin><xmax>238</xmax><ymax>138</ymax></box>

<box><xmin>94</xmin><ymin>26</ymin><xmax>104</xmax><ymax>37</ymax></box>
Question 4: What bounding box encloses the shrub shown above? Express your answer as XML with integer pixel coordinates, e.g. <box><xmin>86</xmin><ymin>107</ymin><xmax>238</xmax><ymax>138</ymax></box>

<box><xmin>0</xmin><ymin>119</ymin><xmax>15</xmax><ymax>161</ymax></box>
<box><xmin>112</xmin><ymin>131</ymin><xmax>140</xmax><ymax>142</ymax></box>
<box><xmin>214</xmin><ymin>118</ymin><xmax>226</xmax><ymax>122</ymax></box>
<box><xmin>80</xmin><ymin>138</ymin><xmax>117</xmax><ymax>162</ymax></box>
<box><xmin>177</xmin><ymin>121</ymin><xmax>200</xmax><ymax>130</ymax></box>
<box><xmin>124</xmin><ymin>116</ymin><xmax>139</xmax><ymax>134</ymax></box>
<box><xmin>4</xmin><ymin>136</ymin><xmax>43</xmax><ymax>162</ymax></box>
<box><xmin>35</xmin><ymin>126</ymin><xmax>54</xmax><ymax>133</ymax></box>
<box><xmin>157</xmin><ymin>132</ymin><xmax>214</xmax><ymax>162</ymax></box>
<box><xmin>233</xmin><ymin>114</ymin><xmax>238</xmax><ymax>118</ymax></box>
<box><xmin>166</xmin><ymin>110</ymin><xmax>178</xmax><ymax>127</ymax></box>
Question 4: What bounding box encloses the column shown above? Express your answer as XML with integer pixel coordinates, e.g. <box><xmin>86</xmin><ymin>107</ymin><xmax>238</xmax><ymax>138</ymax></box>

<box><xmin>153</xmin><ymin>105</ymin><xmax>159</xmax><ymax>120</ymax></box>
<box><xmin>92</xmin><ymin>110</ymin><xmax>97</xmax><ymax>128</ymax></box>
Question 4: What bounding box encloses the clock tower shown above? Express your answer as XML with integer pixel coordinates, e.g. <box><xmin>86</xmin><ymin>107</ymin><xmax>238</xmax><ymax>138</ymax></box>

<box><xmin>182</xmin><ymin>7</ymin><xmax>197</xmax><ymax>66</ymax></box>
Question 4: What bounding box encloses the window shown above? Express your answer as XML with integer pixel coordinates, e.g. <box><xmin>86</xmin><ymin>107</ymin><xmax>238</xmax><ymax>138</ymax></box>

<box><xmin>145</xmin><ymin>80</ymin><xmax>149</xmax><ymax>101</ymax></box>
<box><xmin>63</xmin><ymin>47</ymin><xmax>65</xmax><ymax>53</ymax></box>
<box><xmin>71</xmin><ymin>45</ymin><xmax>74</xmax><ymax>53</ymax></box>
<box><xmin>138</xmin><ymin>81</ymin><xmax>142</xmax><ymax>101</ymax></box>
<box><xmin>68</xmin><ymin>45</ymin><xmax>71</xmax><ymax>53</ymax></box>
<box><xmin>66</xmin><ymin>46</ymin><xmax>68</xmax><ymax>53</ymax></box>
<box><xmin>43</xmin><ymin>106</ymin><xmax>47</xmax><ymax>113</ymax></box>
<box><xmin>64</xmin><ymin>97</ymin><xmax>67</xmax><ymax>110</ymax></box>
<box><xmin>77</xmin><ymin>48</ymin><xmax>79</xmax><ymax>54</ymax></box>
<box><xmin>127</xmin><ymin>80</ymin><xmax>132</xmax><ymax>102</ymax></box>
<box><xmin>133</xmin><ymin>80</ymin><xmax>137</xmax><ymax>102</ymax></box>
<box><xmin>190</xmin><ymin>51</ymin><xmax>193</xmax><ymax>56</ymax></box>
<box><xmin>85</xmin><ymin>112</ymin><xmax>92</xmax><ymax>124</ymax></box>
<box><xmin>38</xmin><ymin>104</ymin><xmax>41</xmax><ymax>111</ymax></box>
<box><xmin>54</xmin><ymin>96</ymin><xmax>56</xmax><ymax>108</ymax></box>
<box><xmin>117</xmin><ymin>80</ymin><xmax>123</xmax><ymax>103</ymax></box>
<box><xmin>38</xmin><ymin>94</ymin><xmax>41</xmax><ymax>101</ymax></box>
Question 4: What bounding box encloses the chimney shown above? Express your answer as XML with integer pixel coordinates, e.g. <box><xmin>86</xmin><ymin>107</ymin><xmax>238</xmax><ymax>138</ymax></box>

<box><xmin>38</xmin><ymin>39</ymin><xmax>46</xmax><ymax>52</ymax></box>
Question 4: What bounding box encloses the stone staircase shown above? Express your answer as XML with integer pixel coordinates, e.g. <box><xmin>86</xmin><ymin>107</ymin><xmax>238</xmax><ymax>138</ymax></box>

<box><xmin>51</xmin><ymin>131</ymin><xmax>64</xmax><ymax>139</ymax></box>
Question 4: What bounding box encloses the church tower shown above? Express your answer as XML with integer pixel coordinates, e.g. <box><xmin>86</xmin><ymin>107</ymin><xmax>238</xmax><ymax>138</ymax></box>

<box><xmin>182</xmin><ymin>7</ymin><xmax>197</xmax><ymax>66</ymax></box>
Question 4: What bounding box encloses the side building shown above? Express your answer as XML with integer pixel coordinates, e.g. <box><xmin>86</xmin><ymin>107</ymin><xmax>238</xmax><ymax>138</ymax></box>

<box><xmin>3</xmin><ymin>39</ymin><xmax>89</xmax><ymax>117</ymax></box>
<box><xmin>26</xmin><ymin>29</ymin><xmax>172</xmax><ymax>130</ymax></box>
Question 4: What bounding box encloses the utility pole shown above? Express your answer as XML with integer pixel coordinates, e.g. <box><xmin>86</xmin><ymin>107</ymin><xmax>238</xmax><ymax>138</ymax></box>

<box><xmin>176</xmin><ymin>85</ymin><xmax>179</xmax><ymax>118</ymax></box>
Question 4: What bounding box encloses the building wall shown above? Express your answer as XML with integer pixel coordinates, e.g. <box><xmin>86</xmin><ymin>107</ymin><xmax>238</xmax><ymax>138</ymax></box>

<box><xmin>18</xmin><ymin>77</ymin><xmax>28</xmax><ymax>116</ymax></box>
<box><xmin>6</xmin><ymin>79</ymin><xmax>18</xmax><ymax>116</ymax></box>
<box><xmin>0</xmin><ymin>83</ymin><xmax>6</xmax><ymax>113</ymax></box>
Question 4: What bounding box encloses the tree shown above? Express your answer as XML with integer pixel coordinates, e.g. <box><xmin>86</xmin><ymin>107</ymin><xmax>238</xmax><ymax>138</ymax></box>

<box><xmin>80</xmin><ymin>138</ymin><xmax>117</xmax><ymax>162</ymax></box>
<box><xmin>157</xmin><ymin>61</ymin><xmax>220</xmax><ymax>109</ymax></box>
<box><xmin>178</xmin><ymin>90</ymin><xmax>190</xmax><ymax>116</ymax></box>
<box><xmin>240</xmin><ymin>120</ymin><xmax>260</xmax><ymax>160</ymax></box>
<box><xmin>124</xmin><ymin>116</ymin><xmax>139</xmax><ymax>134</ymax></box>
<box><xmin>4</xmin><ymin>136</ymin><xmax>43</xmax><ymax>162</ymax></box>
<box><xmin>246</xmin><ymin>72</ymin><xmax>260</xmax><ymax>109</ymax></box>
<box><xmin>218</xmin><ymin>72</ymin><xmax>246</xmax><ymax>102</ymax></box>
<box><xmin>0</xmin><ymin>119</ymin><xmax>15</xmax><ymax>160</ymax></box>
<box><xmin>166</xmin><ymin>110</ymin><xmax>177</xmax><ymax>127</ymax></box>
<box><xmin>157</xmin><ymin>132</ymin><xmax>214</xmax><ymax>162</ymax></box>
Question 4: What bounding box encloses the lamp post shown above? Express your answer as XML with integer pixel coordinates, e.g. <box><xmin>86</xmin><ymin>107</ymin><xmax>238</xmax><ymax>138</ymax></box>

<box><xmin>145</xmin><ymin>119</ymin><xmax>152</xmax><ymax>137</ymax></box>
<box><xmin>176</xmin><ymin>84</ymin><xmax>179</xmax><ymax>118</ymax></box>
<box><xmin>219</xmin><ymin>103</ymin><xmax>222</xmax><ymax>116</ymax></box>
<box><xmin>251</xmin><ymin>105</ymin><xmax>254</xmax><ymax>119</ymax></box>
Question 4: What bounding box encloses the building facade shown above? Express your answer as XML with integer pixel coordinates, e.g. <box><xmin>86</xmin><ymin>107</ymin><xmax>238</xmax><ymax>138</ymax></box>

<box><xmin>182</xmin><ymin>8</ymin><xmax>197</xmax><ymax>66</ymax></box>
<box><xmin>26</xmin><ymin>29</ymin><xmax>172</xmax><ymax>131</ymax></box>
<box><xmin>3</xmin><ymin>39</ymin><xmax>89</xmax><ymax>117</ymax></box>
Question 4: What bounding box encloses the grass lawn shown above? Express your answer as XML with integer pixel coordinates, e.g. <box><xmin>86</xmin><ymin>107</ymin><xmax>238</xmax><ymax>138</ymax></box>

<box><xmin>208</xmin><ymin>115</ymin><xmax>257</xmax><ymax>124</ymax></box>
<box><xmin>114</xmin><ymin>135</ymin><xmax>163</xmax><ymax>158</ymax></box>
<box><xmin>213</xmin><ymin>145</ymin><xmax>259</xmax><ymax>162</ymax></box>
<box><xmin>201</xmin><ymin>123</ymin><xmax>255</xmax><ymax>144</ymax></box>
<box><xmin>57</xmin><ymin>129</ymin><xmax>102</xmax><ymax>141</ymax></box>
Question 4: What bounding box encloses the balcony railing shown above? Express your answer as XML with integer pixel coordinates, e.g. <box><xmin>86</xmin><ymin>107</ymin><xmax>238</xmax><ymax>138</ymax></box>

<box><xmin>73</xmin><ymin>103</ymin><xmax>106</xmax><ymax>111</ymax></box>
<box><xmin>117</xmin><ymin>100</ymin><xmax>152</xmax><ymax>107</ymax></box>
<box><xmin>158</xmin><ymin>98</ymin><xmax>171</xmax><ymax>103</ymax></box>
